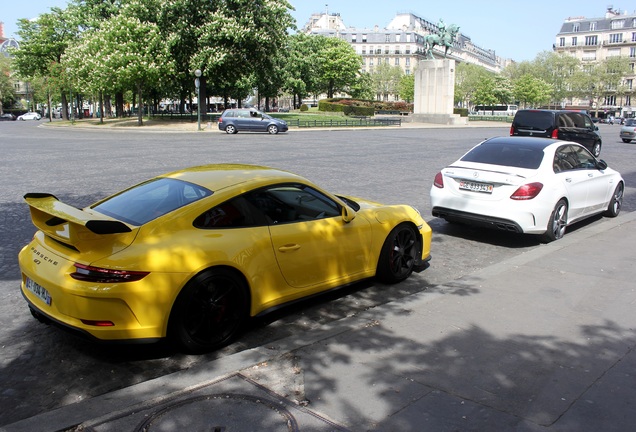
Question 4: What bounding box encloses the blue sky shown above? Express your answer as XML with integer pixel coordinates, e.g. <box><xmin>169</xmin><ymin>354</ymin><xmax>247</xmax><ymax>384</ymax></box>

<box><xmin>0</xmin><ymin>0</ymin><xmax>622</xmax><ymax>62</ymax></box>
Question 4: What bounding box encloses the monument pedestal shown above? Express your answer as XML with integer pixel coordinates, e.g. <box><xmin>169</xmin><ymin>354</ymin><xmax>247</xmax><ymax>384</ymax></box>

<box><xmin>413</xmin><ymin>59</ymin><xmax>467</xmax><ymax>125</ymax></box>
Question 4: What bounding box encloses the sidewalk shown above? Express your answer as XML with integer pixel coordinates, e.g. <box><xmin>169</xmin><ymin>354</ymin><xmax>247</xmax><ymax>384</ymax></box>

<box><xmin>4</xmin><ymin>210</ymin><xmax>635</xmax><ymax>432</ymax></box>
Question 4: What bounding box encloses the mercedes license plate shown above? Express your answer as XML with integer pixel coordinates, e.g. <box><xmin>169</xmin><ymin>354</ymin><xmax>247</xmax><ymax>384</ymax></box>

<box><xmin>459</xmin><ymin>180</ymin><xmax>493</xmax><ymax>194</ymax></box>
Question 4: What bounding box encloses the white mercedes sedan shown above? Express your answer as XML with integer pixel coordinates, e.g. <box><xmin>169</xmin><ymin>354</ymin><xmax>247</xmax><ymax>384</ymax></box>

<box><xmin>430</xmin><ymin>136</ymin><xmax>624</xmax><ymax>242</ymax></box>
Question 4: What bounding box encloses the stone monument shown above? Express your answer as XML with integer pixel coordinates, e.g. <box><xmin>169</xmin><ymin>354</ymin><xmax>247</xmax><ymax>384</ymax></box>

<box><xmin>412</xmin><ymin>21</ymin><xmax>467</xmax><ymax>125</ymax></box>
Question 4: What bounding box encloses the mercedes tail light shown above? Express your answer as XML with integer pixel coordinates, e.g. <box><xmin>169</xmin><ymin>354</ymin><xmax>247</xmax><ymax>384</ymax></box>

<box><xmin>433</xmin><ymin>172</ymin><xmax>444</xmax><ymax>188</ymax></box>
<box><xmin>510</xmin><ymin>182</ymin><xmax>543</xmax><ymax>200</ymax></box>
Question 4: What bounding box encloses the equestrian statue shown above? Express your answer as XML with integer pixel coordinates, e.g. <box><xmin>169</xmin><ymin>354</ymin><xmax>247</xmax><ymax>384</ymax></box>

<box><xmin>423</xmin><ymin>20</ymin><xmax>460</xmax><ymax>59</ymax></box>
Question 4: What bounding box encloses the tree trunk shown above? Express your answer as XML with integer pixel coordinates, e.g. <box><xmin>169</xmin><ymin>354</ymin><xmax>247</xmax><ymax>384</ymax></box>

<box><xmin>137</xmin><ymin>84</ymin><xmax>143</xmax><ymax>126</ymax></box>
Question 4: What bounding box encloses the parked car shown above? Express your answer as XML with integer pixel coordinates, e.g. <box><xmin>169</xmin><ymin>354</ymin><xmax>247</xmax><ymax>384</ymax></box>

<box><xmin>17</xmin><ymin>112</ymin><xmax>42</xmax><ymax>121</ymax></box>
<box><xmin>620</xmin><ymin>118</ymin><xmax>636</xmax><ymax>143</ymax></box>
<box><xmin>217</xmin><ymin>108</ymin><xmax>288</xmax><ymax>134</ymax></box>
<box><xmin>430</xmin><ymin>136</ymin><xmax>623</xmax><ymax>243</ymax></box>
<box><xmin>19</xmin><ymin>164</ymin><xmax>432</xmax><ymax>352</ymax></box>
<box><xmin>510</xmin><ymin>109</ymin><xmax>602</xmax><ymax>157</ymax></box>
<box><xmin>0</xmin><ymin>113</ymin><xmax>16</xmax><ymax>121</ymax></box>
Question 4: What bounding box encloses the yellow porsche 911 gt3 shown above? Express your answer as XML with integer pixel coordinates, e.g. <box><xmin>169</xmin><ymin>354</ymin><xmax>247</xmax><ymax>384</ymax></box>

<box><xmin>19</xmin><ymin>164</ymin><xmax>431</xmax><ymax>352</ymax></box>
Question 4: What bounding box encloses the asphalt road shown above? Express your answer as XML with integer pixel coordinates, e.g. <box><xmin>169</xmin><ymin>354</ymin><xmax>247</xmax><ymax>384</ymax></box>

<box><xmin>0</xmin><ymin>120</ymin><xmax>633</xmax><ymax>427</ymax></box>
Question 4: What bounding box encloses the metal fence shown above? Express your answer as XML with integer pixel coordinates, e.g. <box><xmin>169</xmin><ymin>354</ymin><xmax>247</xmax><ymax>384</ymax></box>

<box><xmin>151</xmin><ymin>113</ymin><xmax>402</xmax><ymax>128</ymax></box>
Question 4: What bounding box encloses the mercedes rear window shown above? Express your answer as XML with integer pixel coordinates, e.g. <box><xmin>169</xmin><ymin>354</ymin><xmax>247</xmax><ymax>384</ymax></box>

<box><xmin>93</xmin><ymin>178</ymin><xmax>212</xmax><ymax>225</ymax></box>
<box><xmin>461</xmin><ymin>141</ymin><xmax>545</xmax><ymax>169</ymax></box>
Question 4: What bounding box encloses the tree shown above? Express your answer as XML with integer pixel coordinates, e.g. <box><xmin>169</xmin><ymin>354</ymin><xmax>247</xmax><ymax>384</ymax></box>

<box><xmin>13</xmin><ymin>6</ymin><xmax>79</xmax><ymax>120</ymax></box>
<box><xmin>473</xmin><ymin>75</ymin><xmax>498</xmax><ymax>111</ymax></box>
<box><xmin>572</xmin><ymin>56</ymin><xmax>631</xmax><ymax>118</ymax></box>
<box><xmin>0</xmin><ymin>56</ymin><xmax>15</xmax><ymax>113</ymax></box>
<box><xmin>318</xmin><ymin>37</ymin><xmax>363</xmax><ymax>98</ymax></box>
<box><xmin>514</xmin><ymin>74</ymin><xmax>553</xmax><ymax>108</ymax></box>
<box><xmin>160</xmin><ymin>0</ymin><xmax>294</xmax><ymax>112</ymax></box>
<box><xmin>397</xmin><ymin>73</ymin><xmax>415</xmax><ymax>103</ymax></box>
<box><xmin>454</xmin><ymin>62</ymin><xmax>491</xmax><ymax>109</ymax></box>
<box><xmin>64</xmin><ymin>1</ymin><xmax>173</xmax><ymax>125</ymax></box>
<box><xmin>371</xmin><ymin>61</ymin><xmax>403</xmax><ymax>101</ymax></box>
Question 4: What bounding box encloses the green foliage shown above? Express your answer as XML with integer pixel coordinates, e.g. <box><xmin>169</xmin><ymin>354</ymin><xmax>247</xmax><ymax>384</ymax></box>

<box><xmin>300</xmin><ymin>104</ymin><xmax>309</xmax><ymax>112</ymax></box>
<box><xmin>397</xmin><ymin>73</ymin><xmax>415</xmax><ymax>103</ymax></box>
<box><xmin>513</xmin><ymin>74</ymin><xmax>553</xmax><ymax>108</ymax></box>
<box><xmin>371</xmin><ymin>62</ymin><xmax>404</xmax><ymax>100</ymax></box>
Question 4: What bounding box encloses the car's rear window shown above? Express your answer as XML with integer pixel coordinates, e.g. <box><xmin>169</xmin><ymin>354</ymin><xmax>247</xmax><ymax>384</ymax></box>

<box><xmin>461</xmin><ymin>141</ymin><xmax>545</xmax><ymax>169</ymax></box>
<box><xmin>513</xmin><ymin>111</ymin><xmax>554</xmax><ymax>130</ymax></box>
<box><xmin>626</xmin><ymin>119</ymin><xmax>636</xmax><ymax>126</ymax></box>
<box><xmin>93</xmin><ymin>178</ymin><xmax>212</xmax><ymax>225</ymax></box>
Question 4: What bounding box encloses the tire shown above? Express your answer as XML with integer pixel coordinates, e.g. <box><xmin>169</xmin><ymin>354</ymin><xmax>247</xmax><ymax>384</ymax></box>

<box><xmin>376</xmin><ymin>223</ymin><xmax>419</xmax><ymax>284</ymax></box>
<box><xmin>169</xmin><ymin>268</ymin><xmax>249</xmax><ymax>353</ymax></box>
<box><xmin>224</xmin><ymin>125</ymin><xmax>237</xmax><ymax>134</ymax></box>
<box><xmin>267</xmin><ymin>124</ymin><xmax>279</xmax><ymax>134</ymax></box>
<box><xmin>592</xmin><ymin>141</ymin><xmax>601</xmax><ymax>157</ymax></box>
<box><xmin>541</xmin><ymin>199</ymin><xmax>568</xmax><ymax>243</ymax></box>
<box><xmin>604</xmin><ymin>182</ymin><xmax>624</xmax><ymax>217</ymax></box>
<box><xmin>622</xmin><ymin>139</ymin><xmax>632</xmax><ymax>143</ymax></box>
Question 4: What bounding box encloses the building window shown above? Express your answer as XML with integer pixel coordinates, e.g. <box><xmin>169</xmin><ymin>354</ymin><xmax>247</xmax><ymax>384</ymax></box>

<box><xmin>605</xmin><ymin>95</ymin><xmax>616</xmax><ymax>106</ymax></box>
<box><xmin>396</xmin><ymin>34</ymin><xmax>401</xmax><ymax>42</ymax></box>
<box><xmin>352</xmin><ymin>34</ymin><xmax>357</xmax><ymax>43</ymax></box>
<box><xmin>572</xmin><ymin>23</ymin><xmax>579</xmax><ymax>32</ymax></box>
<box><xmin>395</xmin><ymin>46</ymin><xmax>401</xmax><ymax>54</ymax></box>
<box><xmin>369</xmin><ymin>58</ymin><xmax>374</xmax><ymax>66</ymax></box>
<box><xmin>362</xmin><ymin>34</ymin><xmax>367</xmax><ymax>42</ymax></box>
<box><xmin>607</xmin><ymin>48</ymin><xmax>621</xmax><ymax>57</ymax></box>
<box><xmin>406</xmin><ymin>34</ymin><xmax>411</xmax><ymax>43</ymax></box>
<box><xmin>385</xmin><ymin>45</ymin><xmax>389</xmax><ymax>54</ymax></box>
<box><xmin>406</xmin><ymin>45</ymin><xmax>411</xmax><ymax>54</ymax></box>
<box><xmin>395</xmin><ymin>58</ymin><xmax>400</xmax><ymax>65</ymax></box>
<box><xmin>405</xmin><ymin>69</ymin><xmax>410</xmax><ymax>75</ymax></box>
<box><xmin>405</xmin><ymin>58</ymin><xmax>410</xmax><ymax>66</ymax></box>
<box><xmin>572</xmin><ymin>37</ymin><xmax>577</xmax><ymax>46</ymax></box>
<box><xmin>376</xmin><ymin>48</ymin><xmax>382</xmax><ymax>54</ymax></box>
<box><xmin>611</xmin><ymin>20</ymin><xmax>625</xmax><ymax>29</ymax></box>
<box><xmin>631</xmin><ymin>63</ymin><xmax>635</xmax><ymax>72</ymax></box>
<box><xmin>585</xmin><ymin>35</ymin><xmax>598</xmax><ymax>46</ymax></box>
<box><xmin>385</xmin><ymin>57</ymin><xmax>390</xmax><ymax>64</ymax></box>
<box><xmin>385</xmin><ymin>34</ymin><xmax>391</xmax><ymax>43</ymax></box>
<box><xmin>582</xmin><ymin>50</ymin><xmax>596</xmax><ymax>61</ymax></box>
<box><xmin>632</xmin><ymin>32</ymin><xmax>636</xmax><ymax>42</ymax></box>
<box><xmin>559</xmin><ymin>37</ymin><xmax>565</xmax><ymax>47</ymax></box>
<box><xmin>627</xmin><ymin>79</ymin><xmax>633</xmax><ymax>90</ymax></box>
<box><xmin>590</xmin><ymin>22</ymin><xmax>597</xmax><ymax>31</ymax></box>
<box><xmin>630</xmin><ymin>47</ymin><xmax>636</xmax><ymax>58</ymax></box>
<box><xmin>362</xmin><ymin>47</ymin><xmax>366</xmax><ymax>54</ymax></box>
<box><xmin>610</xmin><ymin>33</ymin><xmax>623</xmax><ymax>44</ymax></box>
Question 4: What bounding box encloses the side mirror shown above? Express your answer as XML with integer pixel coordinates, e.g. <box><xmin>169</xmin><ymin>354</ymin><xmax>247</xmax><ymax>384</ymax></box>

<box><xmin>341</xmin><ymin>205</ymin><xmax>356</xmax><ymax>223</ymax></box>
<box><xmin>597</xmin><ymin>159</ymin><xmax>608</xmax><ymax>170</ymax></box>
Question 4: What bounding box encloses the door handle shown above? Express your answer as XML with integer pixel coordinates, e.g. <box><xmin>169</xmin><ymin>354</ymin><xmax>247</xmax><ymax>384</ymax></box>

<box><xmin>565</xmin><ymin>178</ymin><xmax>572</xmax><ymax>183</ymax></box>
<box><xmin>278</xmin><ymin>244</ymin><xmax>301</xmax><ymax>252</ymax></box>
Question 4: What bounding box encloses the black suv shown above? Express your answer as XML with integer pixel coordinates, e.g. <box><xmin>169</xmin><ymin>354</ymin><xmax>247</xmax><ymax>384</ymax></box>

<box><xmin>510</xmin><ymin>109</ymin><xmax>602</xmax><ymax>157</ymax></box>
<box><xmin>217</xmin><ymin>109</ymin><xmax>288</xmax><ymax>134</ymax></box>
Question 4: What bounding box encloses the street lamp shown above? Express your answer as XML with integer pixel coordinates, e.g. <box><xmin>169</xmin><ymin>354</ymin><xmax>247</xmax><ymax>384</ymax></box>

<box><xmin>195</xmin><ymin>69</ymin><xmax>202</xmax><ymax>131</ymax></box>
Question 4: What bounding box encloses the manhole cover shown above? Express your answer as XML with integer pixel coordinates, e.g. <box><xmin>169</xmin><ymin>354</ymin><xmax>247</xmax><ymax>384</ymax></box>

<box><xmin>135</xmin><ymin>393</ymin><xmax>299</xmax><ymax>432</ymax></box>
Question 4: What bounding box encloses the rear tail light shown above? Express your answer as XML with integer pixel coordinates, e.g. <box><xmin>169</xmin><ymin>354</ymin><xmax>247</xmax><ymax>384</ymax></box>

<box><xmin>71</xmin><ymin>263</ymin><xmax>149</xmax><ymax>283</ymax></box>
<box><xmin>551</xmin><ymin>129</ymin><xmax>559</xmax><ymax>139</ymax></box>
<box><xmin>433</xmin><ymin>172</ymin><xmax>444</xmax><ymax>188</ymax></box>
<box><xmin>511</xmin><ymin>182</ymin><xmax>543</xmax><ymax>200</ymax></box>
<box><xmin>509</xmin><ymin>125</ymin><xmax>515</xmax><ymax>136</ymax></box>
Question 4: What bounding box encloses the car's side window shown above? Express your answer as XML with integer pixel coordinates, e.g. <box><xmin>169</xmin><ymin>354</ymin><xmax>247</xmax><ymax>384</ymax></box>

<box><xmin>554</xmin><ymin>145</ymin><xmax>596</xmax><ymax>173</ymax></box>
<box><xmin>554</xmin><ymin>146</ymin><xmax>578</xmax><ymax>172</ymax></box>
<box><xmin>243</xmin><ymin>184</ymin><xmax>341</xmax><ymax>224</ymax></box>
<box><xmin>194</xmin><ymin>195</ymin><xmax>269</xmax><ymax>229</ymax></box>
<box><xmin>571</xmin><ymin>145</ymin><xmax>597</xmax><ymax>169</ymax></box>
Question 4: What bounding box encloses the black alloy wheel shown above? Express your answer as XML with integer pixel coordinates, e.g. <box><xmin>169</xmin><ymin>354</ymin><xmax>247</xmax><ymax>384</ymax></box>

<box><xmin>376</xmin><ymin>223</ymin><xmax>418</xmax><ymax>284</ymax></box>
<box><xmin>169</xmin><ymin>268</ymin><xmax>248</xmax><ymax>353</ymax></box>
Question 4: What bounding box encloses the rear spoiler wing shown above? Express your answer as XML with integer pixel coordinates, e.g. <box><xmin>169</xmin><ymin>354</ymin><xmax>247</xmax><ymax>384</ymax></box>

<box><xmin>24</xmin><ymin>193</ymin><xmax>132</xmax><ymax>235</ymax></box>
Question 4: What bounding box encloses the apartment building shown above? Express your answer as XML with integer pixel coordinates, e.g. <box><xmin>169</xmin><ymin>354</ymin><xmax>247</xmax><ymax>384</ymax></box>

<box><xmin>554</xmin><ymin>6</ymin><xmax>636</xmax><ymax>118</ymax></box>
<box><xmin>301</xmin><ymin>11</ymin><xmax>508</xmax><ymax>101</ymax></box>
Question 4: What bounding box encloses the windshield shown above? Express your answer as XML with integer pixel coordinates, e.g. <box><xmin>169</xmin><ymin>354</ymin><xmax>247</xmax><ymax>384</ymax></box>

<box><xmin>93</xmin><ymin>178</ymin><xmax>212</xmax><ymax>225</ymax></box>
